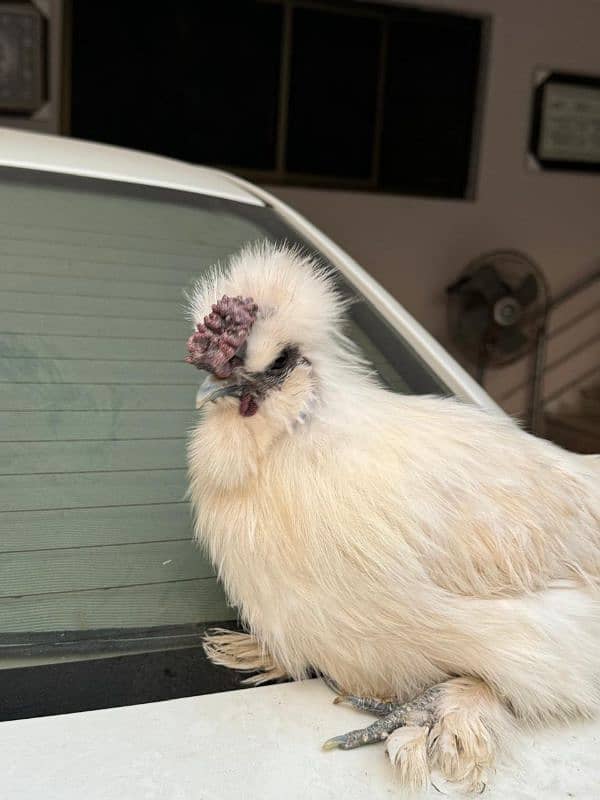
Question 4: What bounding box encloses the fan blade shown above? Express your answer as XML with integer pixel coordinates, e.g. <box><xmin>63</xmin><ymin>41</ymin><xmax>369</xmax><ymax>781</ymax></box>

<box><xmin>513</xmin><ymin>273</ymin><xmax>539</xmax><ymax>307</ymax></box>
<box><xmin>463</xmin><ymin>264</ymin><xmax>509</xmax><ymax>303</ymax></box>
<box><xmin>493</xmin><ymin>325</ymin><xmax>528</xmax><ymax>355</ymax></box>
<box><xmin>456</xmin><ymin>303</ymin><xmax>491</xmax><ymax>344</ymax></box>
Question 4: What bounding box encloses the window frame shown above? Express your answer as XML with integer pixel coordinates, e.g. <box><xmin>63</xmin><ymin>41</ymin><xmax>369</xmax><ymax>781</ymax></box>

<box><xmin>67</xmin><ymin>0</ymin><xmax>491</xmax><ymax>200</ymax></box>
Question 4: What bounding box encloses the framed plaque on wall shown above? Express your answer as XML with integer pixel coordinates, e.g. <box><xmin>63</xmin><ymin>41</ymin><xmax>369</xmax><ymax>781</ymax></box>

<box><xmin>529</xmin><ymin>70</ymin><xmax>600</xmax><ymax>173</ymax></box>
<box><xmin>0</xmin><ymin>2</ymin><xmax>45</xmax><ymax>113</ymax></box>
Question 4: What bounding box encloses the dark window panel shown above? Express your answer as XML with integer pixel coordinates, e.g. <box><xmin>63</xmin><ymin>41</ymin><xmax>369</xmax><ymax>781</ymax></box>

<box><xmin>380</xmin><ymin>11</ymin><xmax>483</xmax><ymax>198</ymax></box>
<box><xmin>70</xmin><ymin>0</ymin><xmax>283</xmax><ymax>170</ymax></box>
<box><xmin>285</xmin><ymin>7</ymin><xmax>382</xmax><ymax>179</ymax></box>
<box><xmin>69</xmin><ymin>1</ymin><xmax>485</xmax><ymax>199</ymax></box>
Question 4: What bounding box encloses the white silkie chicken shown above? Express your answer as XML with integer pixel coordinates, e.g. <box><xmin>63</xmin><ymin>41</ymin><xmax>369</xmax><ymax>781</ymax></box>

<box><xmin>185</xmin><ymin>243</ymin><xmax>600</xmax><ymax>792</ymax></box>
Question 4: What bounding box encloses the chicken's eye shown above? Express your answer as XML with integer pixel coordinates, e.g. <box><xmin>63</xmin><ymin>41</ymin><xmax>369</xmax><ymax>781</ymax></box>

<box><xmin>267</xmin><ymin>350</ymin><xmax>289</xmax><ymax>372</ymax></box>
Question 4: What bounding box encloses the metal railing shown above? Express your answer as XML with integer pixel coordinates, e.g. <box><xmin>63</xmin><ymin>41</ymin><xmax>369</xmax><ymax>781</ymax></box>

<box><xmin>526</xmin><ymin>266</ymin><xmax>600</xmax><ymax>434</ymax></box>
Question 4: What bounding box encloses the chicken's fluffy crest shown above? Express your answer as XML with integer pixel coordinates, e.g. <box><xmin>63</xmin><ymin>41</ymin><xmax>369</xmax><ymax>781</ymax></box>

<box><xmin>187</xmin><ymin>241</ymin><xmax>362</xmax><ymax>377</ymax></box>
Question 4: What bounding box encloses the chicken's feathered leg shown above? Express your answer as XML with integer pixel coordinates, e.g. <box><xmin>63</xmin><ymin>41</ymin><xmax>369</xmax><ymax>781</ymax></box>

<box><xmin>202</xmin><ymin>628</ymin><xmax>289</xmax><ymax>685</ymax></box>
<box><xmin>323</xmin><ymin>685</ymin><xmax>439</xmax><ymax>792</ymax></box>
<box><xmin>323</xmin><ymin>677</ymin><xmax>515</xmax><ymax>793</ymax></box>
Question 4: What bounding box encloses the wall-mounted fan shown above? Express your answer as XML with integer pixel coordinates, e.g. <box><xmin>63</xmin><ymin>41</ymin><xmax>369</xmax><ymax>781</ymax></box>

<box><xmin>447</xmin><ymin>250</ymin><xmax>549</xmax><ymax>370</ymax></box>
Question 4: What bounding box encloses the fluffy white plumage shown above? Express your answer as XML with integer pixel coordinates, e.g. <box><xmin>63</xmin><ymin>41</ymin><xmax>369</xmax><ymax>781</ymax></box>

<box><xmin>186</xmin><ymin>243</ymin><xmax>600</xmax><ymax>791</ymax></box>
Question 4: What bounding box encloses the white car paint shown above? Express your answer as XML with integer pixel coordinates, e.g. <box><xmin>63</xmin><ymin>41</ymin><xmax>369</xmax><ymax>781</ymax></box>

<box><xmin>0</xmin><ymin>127</ymin><xmax>263</xmax><ymax>206</ymax></box>
<box><xmin>2</xmin><ymin>678</ymin><xmax>599</xmax><ymax>800</ymax></box>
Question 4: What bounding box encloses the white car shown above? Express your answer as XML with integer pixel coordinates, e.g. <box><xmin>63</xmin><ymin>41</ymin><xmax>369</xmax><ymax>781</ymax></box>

<box><xmin>3</xmin><ymin>130</ymin><xmax>589</xmax><ymax>800</ymax></box>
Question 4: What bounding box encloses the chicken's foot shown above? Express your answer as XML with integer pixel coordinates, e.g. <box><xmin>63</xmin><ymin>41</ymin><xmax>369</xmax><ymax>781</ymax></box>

<box><xmin>322</xmin><ymin>684</ymin><xmax>440</xmax><ymax>750</ymax></box>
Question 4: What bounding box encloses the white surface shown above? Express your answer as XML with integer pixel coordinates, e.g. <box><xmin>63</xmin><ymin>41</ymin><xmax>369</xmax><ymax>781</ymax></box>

<box><xmin>2</xmin><ymin>678</ymin><xmax>598</xmax><ymax>799</ymax></box>
<box><xmin>0</xmin><ymin>128</ymin><xmax>263</xmax><ymax>206</ymax></box>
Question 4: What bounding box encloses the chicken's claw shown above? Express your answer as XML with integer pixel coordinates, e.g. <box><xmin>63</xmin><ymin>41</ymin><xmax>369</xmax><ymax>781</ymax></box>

<box><xmin>322</xmin><ymin>735</ymin><xmax>347</xmax><ymax>751</ymax></box>
<box><xmin>323</xmin><ymin>726</ymin><xmax>389</xmax><ymax>750</ymax></box>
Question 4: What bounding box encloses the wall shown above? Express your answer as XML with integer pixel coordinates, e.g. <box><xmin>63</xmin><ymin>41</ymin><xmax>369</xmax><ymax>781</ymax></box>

<box><xmin>265</xmin><ymin>0</ymin><xmax>600</xmax><ymax>414</ymax></box>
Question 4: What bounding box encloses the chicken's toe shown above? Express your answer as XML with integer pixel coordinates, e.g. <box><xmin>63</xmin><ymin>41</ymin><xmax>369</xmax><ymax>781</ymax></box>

<box><xmin>322</xmin><ymin>723</ymin><xmax>390</xmax><ymax>750</ymax></box>
<box><xmin>332</xmin><ymin>693</ymin><xmax>400</xmax><ymax>716</ymax></box>
<box><xmin>321</xmin><ymin>675</ymin><xmax>400</xmax><ymax>716</ymax></box>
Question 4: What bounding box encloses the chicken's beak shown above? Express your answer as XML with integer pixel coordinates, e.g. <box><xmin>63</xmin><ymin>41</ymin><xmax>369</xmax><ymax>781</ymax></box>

<box><xmin>195</xmin><ymin>374</ymin><xmax>241</xmax><ymax>410</ymax></box>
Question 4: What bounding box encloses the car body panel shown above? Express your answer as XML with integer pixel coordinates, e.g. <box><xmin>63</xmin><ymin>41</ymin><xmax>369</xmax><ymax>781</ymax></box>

<box><xmin>0</xmin><ymin>127</ymin><xmax>263</xmax><ymax>207</ymax></box>
<box><xmin>2</xmin><ymin>677</ymin><xmax>598</xmax><ymax>800</ymax></box>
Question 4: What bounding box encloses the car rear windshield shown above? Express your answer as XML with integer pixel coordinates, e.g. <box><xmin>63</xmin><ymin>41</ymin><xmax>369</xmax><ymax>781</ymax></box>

<box><xmin>0</xmin><ymin>168</ymin><xmax>447</xmax><ymax>683</ymax></box>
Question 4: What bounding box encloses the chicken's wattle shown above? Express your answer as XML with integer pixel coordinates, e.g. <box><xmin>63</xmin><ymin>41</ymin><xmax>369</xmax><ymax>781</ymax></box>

<box><xmin>239</xmin><ymin>393</ymin><xmax>259</xmax><ymax>417</ymax></box>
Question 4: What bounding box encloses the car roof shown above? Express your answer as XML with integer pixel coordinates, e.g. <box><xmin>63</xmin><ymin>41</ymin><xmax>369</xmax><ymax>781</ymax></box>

<box><xmin>0</xmin><ymin>127</ymin><xmax>263</xmax><ymax>207</ymax></box>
